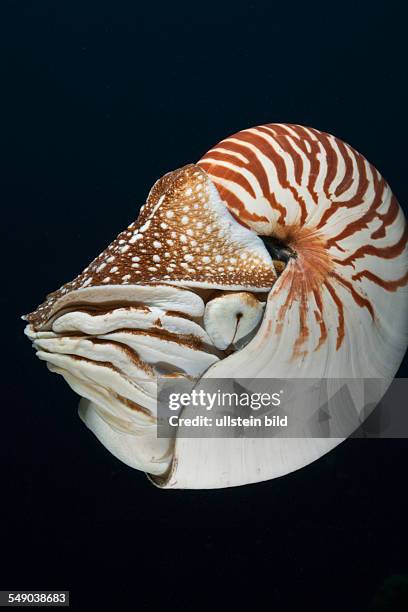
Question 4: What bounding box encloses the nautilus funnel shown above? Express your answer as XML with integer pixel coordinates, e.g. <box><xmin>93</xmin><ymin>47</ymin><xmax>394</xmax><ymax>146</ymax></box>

<box><xmin>23</xmin><ymin>123</ymin><xmax>408</xmax><ymax>489</ymax></box>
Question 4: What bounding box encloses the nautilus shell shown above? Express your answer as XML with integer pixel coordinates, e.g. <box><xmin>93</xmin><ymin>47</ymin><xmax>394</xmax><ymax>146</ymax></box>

<box><xmin>24</xmin><ymin>123</ymin><xmax>408</xmax><ymax>489</ymax></box>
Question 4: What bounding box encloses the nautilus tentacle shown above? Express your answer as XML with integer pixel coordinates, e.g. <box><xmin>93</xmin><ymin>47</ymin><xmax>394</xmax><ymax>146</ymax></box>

<box><xmin>24</xmin><ymin>124</ymin><xmax>408</xmax><ymax>489</ymax></box>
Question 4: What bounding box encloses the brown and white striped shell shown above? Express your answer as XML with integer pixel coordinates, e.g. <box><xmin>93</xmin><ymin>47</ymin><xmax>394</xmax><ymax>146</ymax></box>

<box><xmin>24</xmin><ymin>123</ymin><xmax>408</xmax><ymax>489</ymax></box>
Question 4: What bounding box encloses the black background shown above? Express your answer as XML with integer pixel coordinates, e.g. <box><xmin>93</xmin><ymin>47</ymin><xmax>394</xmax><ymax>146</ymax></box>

<box><xmin>1</xmin><ymin>1</ymin><xmax>408</xmax><ymax>610</ymax></box>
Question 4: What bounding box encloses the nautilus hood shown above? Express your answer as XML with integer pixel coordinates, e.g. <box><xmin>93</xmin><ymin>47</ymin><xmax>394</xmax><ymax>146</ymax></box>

<box><xmin>24</xmin><ymin>123</ymin><xmax>408</xmax><ymax>489</ymax></box>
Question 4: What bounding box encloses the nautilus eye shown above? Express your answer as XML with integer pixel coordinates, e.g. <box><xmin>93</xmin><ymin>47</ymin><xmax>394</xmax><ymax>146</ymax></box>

<box><xmin>24</xmin><ymin>123</ymin><xmax>408</xmax><ymax>489</ymax></box>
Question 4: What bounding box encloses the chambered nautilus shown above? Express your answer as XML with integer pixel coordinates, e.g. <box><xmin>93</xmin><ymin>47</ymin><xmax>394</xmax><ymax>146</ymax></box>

<box><xmin>24</xmin><ymin>123</ymin><xmax>408</xmax><ymax>489</ymax></box>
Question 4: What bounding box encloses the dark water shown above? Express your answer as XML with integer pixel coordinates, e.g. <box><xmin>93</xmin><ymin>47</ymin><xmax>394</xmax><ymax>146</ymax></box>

<box><xmin>1</xmin><ymin>1</ymin><xmax>408</xmax><ymax>610</ymax></box>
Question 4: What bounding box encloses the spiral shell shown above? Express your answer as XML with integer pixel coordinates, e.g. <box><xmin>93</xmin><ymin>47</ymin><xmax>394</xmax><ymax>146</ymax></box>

<box><xmin>24</xmin><ymin>123</ymin><xmax>408</xmax><ymax>489</ymax></box>
<box><xmin>199</xmin><ymin>124</ymin><xmax>408</xmax><ymax>378</ymax></box>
